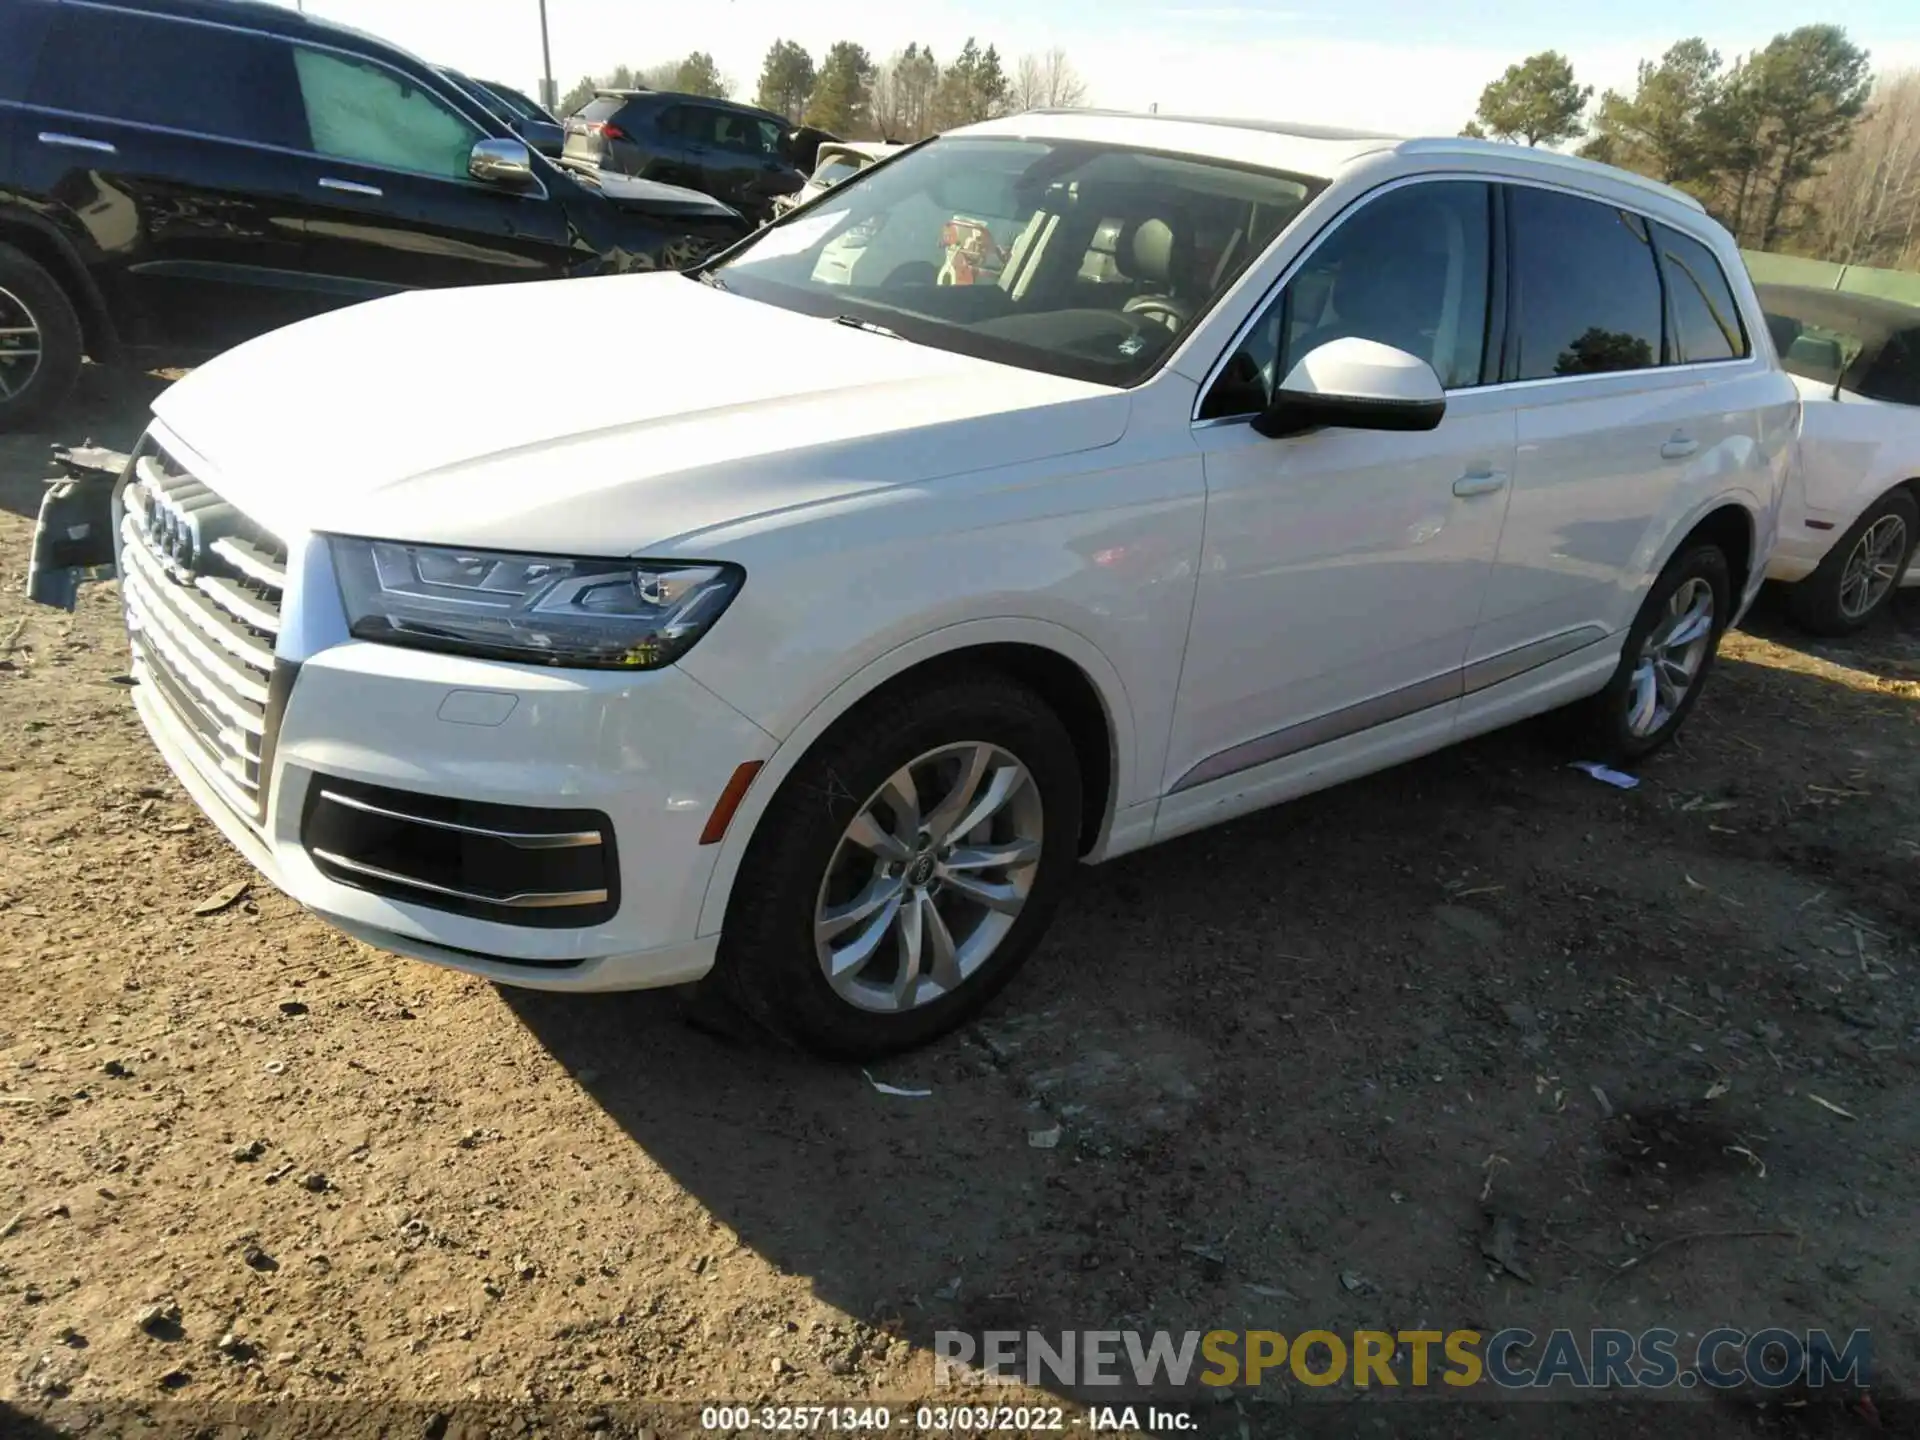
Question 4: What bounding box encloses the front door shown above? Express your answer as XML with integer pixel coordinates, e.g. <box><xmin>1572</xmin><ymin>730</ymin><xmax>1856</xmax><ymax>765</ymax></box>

<box><xmin>1165</xmin><ymin>180</ymin><xmax>1515</xmax><ymax>813</ymax></box>
<box><xmin>286</xmin><ymin>46</ymin><xmax>574</xmax><ymax>297</ymax></box>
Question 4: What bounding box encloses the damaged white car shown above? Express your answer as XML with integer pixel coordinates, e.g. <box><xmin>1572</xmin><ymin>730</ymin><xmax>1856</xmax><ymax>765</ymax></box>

<box><xmin>1760</xmin><ymin>284</ymin><xmax>1920</xmax><ymax>632</ymax></box>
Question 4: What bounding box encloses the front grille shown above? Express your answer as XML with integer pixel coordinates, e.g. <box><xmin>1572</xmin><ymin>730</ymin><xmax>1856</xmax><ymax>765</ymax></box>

<box><xmin>119</xmin><ymin>445</ymin><xmax>289</xmax><ymax>823</ymax></box>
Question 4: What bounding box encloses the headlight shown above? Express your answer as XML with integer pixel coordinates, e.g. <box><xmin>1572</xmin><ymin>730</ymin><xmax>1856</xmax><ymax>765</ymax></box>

<box><xmin>328</xmin><ymin>537</ymin><xmax>743</xmax><ymax>670</ymax></box>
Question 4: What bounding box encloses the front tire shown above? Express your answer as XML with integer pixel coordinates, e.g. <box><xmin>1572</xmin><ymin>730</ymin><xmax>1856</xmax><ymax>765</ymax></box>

<box><xmin>0</xmin><ymin>244</ymin><xmax>85</xmax><ymax>433</ymax></box>
<box><xmin>1788</xmin><ymin>489</ymin><xmax>1918</xmax><ymax>636</ymax></box>
<box><xmin>1572</xmin><ymin>543</ymin><xmax>1731</xmax><ymax>763</ymax></box>
<box><xmin>714</xmin><ymin>670</ymin><xmax>1083</xmax><ymax>1059</ymax></box>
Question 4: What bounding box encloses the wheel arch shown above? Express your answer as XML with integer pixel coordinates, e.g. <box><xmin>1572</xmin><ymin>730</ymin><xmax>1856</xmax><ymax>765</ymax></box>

<box><xmin>0</xmin><ymin>212</ymin><xmax>121</xmax><ymax>364</ymax></box>
<box><xmin>693</xmin><ymin>619</ymin><xmax>1134</xmax><ymax>938</ymax></box>
<box><xmin>1648</xmin><ymin>496</ymin><xmax>1757</xmax><ymax>618</ymax></box>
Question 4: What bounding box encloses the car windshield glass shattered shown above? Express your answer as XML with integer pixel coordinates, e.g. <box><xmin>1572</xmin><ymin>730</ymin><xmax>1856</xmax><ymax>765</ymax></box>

<box><xmin>705</xmin><ymin>136</ymin><xmax>1318</xmax><ymax>386</ymax></box>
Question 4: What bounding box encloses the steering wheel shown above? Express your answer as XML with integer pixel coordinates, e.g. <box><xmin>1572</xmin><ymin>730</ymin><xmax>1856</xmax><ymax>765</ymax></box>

<box><xmin>1122</xmin><ymin>294</ymin><xmax>1194</xmax><ymax>331</ymax></box>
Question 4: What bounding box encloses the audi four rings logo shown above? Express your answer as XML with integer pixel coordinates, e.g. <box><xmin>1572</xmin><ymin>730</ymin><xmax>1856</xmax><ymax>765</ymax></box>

<box><xmin>143</xmin><ymin>479</ymin><xmax>211</xmax><ymax>580</ymax></box>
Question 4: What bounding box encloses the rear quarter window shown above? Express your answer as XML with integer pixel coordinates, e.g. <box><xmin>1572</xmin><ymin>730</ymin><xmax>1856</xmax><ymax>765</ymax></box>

<box><xmin>1655</xmin><ymin>222</ymin><xmax>1750</xmax><ymax>364</ymax></box>
<box><xmin>574</xmin><ymin>95</ymin><xmax>628</xmax><ymax>124</ymax></box>
<box><xmin>1508</xmin><ymin>185</ymin><xmax>1666</xmax><ymax>380</ymax></box>
<box><xmin>30</xmin><ymin>4</ymin><xmax>305</xmax><ymax>147</ymax></box>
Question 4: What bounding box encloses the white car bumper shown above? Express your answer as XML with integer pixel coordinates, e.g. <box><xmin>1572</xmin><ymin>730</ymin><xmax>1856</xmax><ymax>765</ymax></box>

<box><xmin>132</xmin><ymin>628</ymin><xmax>774</xmax><ymax>992</ymax></box>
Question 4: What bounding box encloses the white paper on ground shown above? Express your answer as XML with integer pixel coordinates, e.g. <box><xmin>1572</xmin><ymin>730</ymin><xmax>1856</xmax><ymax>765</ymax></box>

<box><xmin>1570</xmin><ymin>761</ymin><xmax>1640</xmax><ymax>790</ymax></box>
<box><xmin>862</xmin><ymin>1069</ymin><xmax>932</xmax><ymax>1098</ymax></box>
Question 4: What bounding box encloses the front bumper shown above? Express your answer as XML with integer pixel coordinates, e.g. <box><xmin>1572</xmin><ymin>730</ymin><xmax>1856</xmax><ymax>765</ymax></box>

<box><xmin>132</xmin><ymin>579</ymin><xmax>774</xmax><ymax>992</ymax></box>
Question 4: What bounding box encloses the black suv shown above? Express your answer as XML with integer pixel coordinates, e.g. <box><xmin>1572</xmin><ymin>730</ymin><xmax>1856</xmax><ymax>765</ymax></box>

<box><xmin>0</xmin><ymin>0</ymin><xmax>752</xmax><ymax>429</ymax></box>
<box><xmin>562</xmin><ymin>90</ymin><xmax>834</xmax><ymax>224</ymax></box>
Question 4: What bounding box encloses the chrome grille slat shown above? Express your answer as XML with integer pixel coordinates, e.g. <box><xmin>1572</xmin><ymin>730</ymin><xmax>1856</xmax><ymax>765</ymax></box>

<box><xmin>195</xmin><ymin>575</ymin><xmax>282</xmax><ymax>634</ymax></box>
<box><xmin>121</xmin><ymin>519</ymin><xmax>275</xmax><ymax>682</ymax></box>
<box><xmin>211</xmin><ymin>537</ymin><xmax>287</xmax><ymax>591</ymax></box>
<box><xmin>122</xmin><ymin>572</ymin><xmax>266</xmax><ymax>735</ymax></box>
<box><xmin>121</xmin><ymin>538</ymin><xmax>272</xmax><ymax>705</ymax></box>
<box><xmin>119</xmin><ymin>445</ymin><xmax>286</xmax><ymax>824</ymax></box>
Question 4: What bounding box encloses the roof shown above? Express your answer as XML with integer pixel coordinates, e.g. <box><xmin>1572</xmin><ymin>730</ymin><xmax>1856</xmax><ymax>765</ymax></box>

<box><xmin>106</xmin><ymin>0</ymin><xmax>434</xmax><ymax>64</ymax></box>
<box><xmin>598</xmin><ymin>88</ymin><xmax>789</xmax><ymax>124</ymax></box>
<box><xmin>958</xmin><ymin>110</ymin><xmax>1709</xmax><ymax>215</ymax></box>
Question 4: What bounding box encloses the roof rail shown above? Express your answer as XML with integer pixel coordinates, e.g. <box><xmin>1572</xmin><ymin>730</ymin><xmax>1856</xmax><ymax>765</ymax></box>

<box><xmin>1020</xmin><ymin>107</ymin><xmax>1399</xmax><ymax>142</ymax></box>
<box><xmin>1393</xmin><ymin>137</ymin><xmax>1709</xmax><ymax>212</ymax></box>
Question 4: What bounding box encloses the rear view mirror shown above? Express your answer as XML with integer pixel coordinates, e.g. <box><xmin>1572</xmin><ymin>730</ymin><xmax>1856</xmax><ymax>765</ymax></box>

<box><xmin>1253</xmin><ymin>336</ymin><xmax>1446</xmax><ymax>439</ymax></box>
<box><xmin>470</xmin><ymin>137</ymin><xmax>536</xmax><ymax>188</ymax></box>
<box><xmin>928</xmin><ymin>170</ymin><xmax>1020</xmax><ymax>217</ymax></box>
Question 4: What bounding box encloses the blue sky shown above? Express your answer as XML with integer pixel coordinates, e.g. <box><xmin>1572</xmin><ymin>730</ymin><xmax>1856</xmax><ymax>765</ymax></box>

<box><xmin>288</xmin><ymin>0</ymin><xmax>1920</xmax><ymax>133</ymax></box>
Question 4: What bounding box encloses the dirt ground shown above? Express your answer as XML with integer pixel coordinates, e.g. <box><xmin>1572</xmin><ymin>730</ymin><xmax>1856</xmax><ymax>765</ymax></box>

<box><xmin>0</xmin><ymin>370</ymin><xmax>1917</xmax><ymax>1440</ymax></box>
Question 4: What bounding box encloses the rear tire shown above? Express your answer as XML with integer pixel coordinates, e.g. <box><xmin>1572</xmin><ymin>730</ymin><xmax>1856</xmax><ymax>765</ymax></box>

<box><xmin>1787</xmin><ymin>489</ymin><xmax>1918</xmax><ymax>636</ymax></box>
<box><xmin>713</xmin><ymin>669</ymin><xmax>1082</xmax><ymax>1059</ymax></box>
<box><xmin>0</xmin><ymin>244</ymin><xmax>84</xmax><ymax>433</ymax></box>
<box><xmin>1569</xmin><ymin>543</ymin><xmax>1731</xmax><ymax>764</ymax></box>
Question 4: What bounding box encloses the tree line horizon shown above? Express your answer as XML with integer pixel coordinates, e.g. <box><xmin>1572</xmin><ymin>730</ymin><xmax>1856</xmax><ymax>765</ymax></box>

<box><xmin>558</xmin><ymin>26</ymin><xmax>1914</xmax><ymax>272</ymax></box>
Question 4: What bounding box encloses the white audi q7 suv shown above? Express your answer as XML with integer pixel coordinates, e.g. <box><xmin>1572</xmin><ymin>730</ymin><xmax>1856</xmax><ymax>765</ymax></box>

<box><xmin>32</xmin><ymin>109</ymin><xmax>1800</xmax><ymax>1057</ymax></box>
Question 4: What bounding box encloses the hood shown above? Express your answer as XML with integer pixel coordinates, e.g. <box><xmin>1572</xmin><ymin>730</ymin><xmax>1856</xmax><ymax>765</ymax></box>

<box><xmin>587</xmin><ymin>169</ymin><xmax>742</xmax><ymax>222</ymax></box>
<box><xmin>151</xmin><ymin>274</ymin><xmax>1126</xmax><ymax>554</ymax></box>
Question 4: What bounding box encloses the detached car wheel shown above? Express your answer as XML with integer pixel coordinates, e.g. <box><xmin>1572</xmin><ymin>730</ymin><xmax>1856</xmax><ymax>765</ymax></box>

<box><xmin>0</xmin><ymin>244</ymin><xmax>84</xmax><ymax>433</ymax></box>
<box><xmin>1789</xmin><ymin>489</ymin><xmax>1918</xmax><ymax>636</ymax></box>
<box><xmin>1574</xmin><ymin>543</ymin><xmax>1730</xmax><ymax>763</ymax></box>
<box><xmin>716</xmin><ymin>670</ymin><xmax>1082</xmax><ymax>1058</ymax></box>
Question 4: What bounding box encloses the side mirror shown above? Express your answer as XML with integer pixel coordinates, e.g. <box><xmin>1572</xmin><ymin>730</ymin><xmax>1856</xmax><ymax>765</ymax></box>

<box><xmin>470</xmin><ymin>137</ymin><xmax>536</xmax><ymax>187</ymax></box>
<box><xmin>515</xmin><ymin>120</ymin><xmax>566</xmax><ymax>158</ymax></box>
<box><xmin>1252</xmin><ymin>336</ymin><xmax>1446</xmax><ymax>439</ymax></box>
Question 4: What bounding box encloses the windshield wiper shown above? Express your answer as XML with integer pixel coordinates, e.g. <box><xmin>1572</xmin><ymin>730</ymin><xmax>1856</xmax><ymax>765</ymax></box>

<box><xmin>831</xmin><ymin>314</ymin><xmax>902</xmax><ymax>340</ymax></box>
<box><xmin>695</xmin><ymin>269</ymin><xmax>730</xmax><ymax>291</ymax></box>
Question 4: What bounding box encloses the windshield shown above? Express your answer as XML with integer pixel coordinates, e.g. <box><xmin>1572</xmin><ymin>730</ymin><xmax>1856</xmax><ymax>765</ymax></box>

<box><xmin>707</xmin><ymin>135</ymin><xmax>1318</xmax><ymax>386</ymax></box>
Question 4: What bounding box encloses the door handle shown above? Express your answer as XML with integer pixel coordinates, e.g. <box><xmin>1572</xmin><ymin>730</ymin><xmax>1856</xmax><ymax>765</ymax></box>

<box><xmin>1660</xmin><ymin>436</ymin><xmax>1698</xmax><ymax>460</ymax></box>
<box><xmin>39</xmin><ymin>131</ymin><xmax>116</xmax><ymax>155</ymax></box>
<box><xmin>319</xmin><ymin>177</ymin><xmax>383</xmax><ymax>197</ymax></box>
<box><xmin>1452</xmin><ymin>470</ymin><xmax>1508</xmax><ymax>498</ymax></box>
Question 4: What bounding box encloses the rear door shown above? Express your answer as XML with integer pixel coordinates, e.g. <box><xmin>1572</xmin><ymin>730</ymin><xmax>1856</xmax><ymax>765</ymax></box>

<box><xmin>1467</xmin><ymin>185</ymin><xmax>1711</xmax><ymax>672</ymax></box>
<box><xmin>648</xmin><ymin>104</ymin><xmax>717</xmax><ymax>193</ymax></box>
<box><xmin>286</xmin><ymin>44</ymin><xmax>574</xmax><ymax>293</ymax></box>
<box><xmin>705</xmin><ymin>109</ymin><xmax>794</xmax><ymax>218</ymax></box>
<box><xmin>18</xmin><ymin>1</ymin><xmax>321</xmax><ymax>355</ymax></box>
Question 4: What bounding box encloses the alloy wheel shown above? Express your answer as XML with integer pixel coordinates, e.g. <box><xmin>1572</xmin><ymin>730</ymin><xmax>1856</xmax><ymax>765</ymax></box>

<box><xmin>1838</xmin><ymin>513</ymin><xmax>1908</xmax><ymax>621</ymax></box>
<box><xmin>0</xmin><ymin>285</ymin><xmax>43</xmax><ymax>402</ymax></box>
<box><xmin>813</xmin><ymin>741</ymin><xmax>1044</xmax><ymax>1014</ymax></box>
<box><xmin>1626</xmin><ymin>577</ymin><xmax>1715</xmax><ymax>739</ymax></box>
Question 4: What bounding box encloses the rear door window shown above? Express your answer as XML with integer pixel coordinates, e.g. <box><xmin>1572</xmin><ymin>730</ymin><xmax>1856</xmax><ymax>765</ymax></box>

<box><xmin>1653</xmin><ymin>222</ymin><xmax>1750</xmax><ymax>364</ymax></box>
<box><xmin>293</xmin><ymin>49</ymin><xmax>481</xmax><ymax>181</ymax></box>
<box><xmin>1508</xmin><ymin>186</ymin><xmax>1666</xmax><ymax>380</ymax></box>
<box><xmin>31</xmin><ymin>4</ymin><xmax>304</xmax><ymax>147</ymax></box>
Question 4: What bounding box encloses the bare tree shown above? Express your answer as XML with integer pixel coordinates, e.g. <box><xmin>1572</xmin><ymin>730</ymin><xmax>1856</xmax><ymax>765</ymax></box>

<box><xmin>1010</xmin><ymin>48</ymin><xmax>1088</xmax><ymax>112</ymax></box>
<box><xmin>1802</xmin><ymin>69</ymin><xmax>1920</xmax><ymax>266</ymax></box>
<box><xmin>870</xmin><ymin>44</ymin><xmax>940</xmax><ymax>140</ymax></box>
